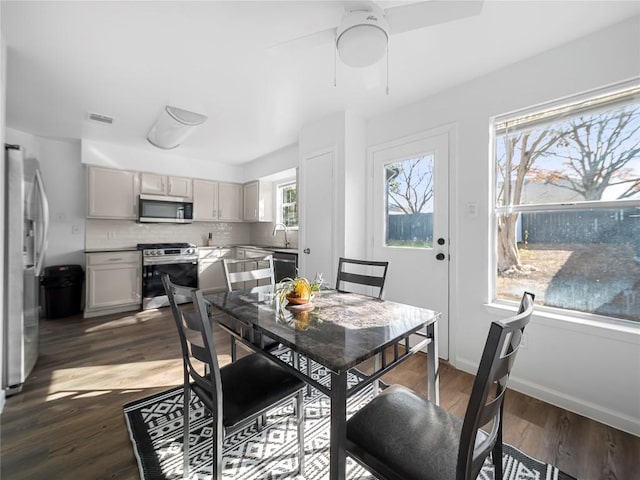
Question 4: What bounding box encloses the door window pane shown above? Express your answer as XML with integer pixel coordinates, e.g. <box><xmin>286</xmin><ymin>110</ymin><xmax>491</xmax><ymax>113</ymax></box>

<box><xmin>385</xmin><ymin>155</ymin><xmax>434</xmax><ymax>248</ymax></box>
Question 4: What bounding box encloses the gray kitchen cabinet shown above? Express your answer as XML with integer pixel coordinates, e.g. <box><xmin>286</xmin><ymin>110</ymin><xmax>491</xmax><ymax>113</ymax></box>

<box><xmin>192</xmin><ymin>179</ymin><xmax>219</xmax><ymax>221</ymax></box>
<box><xmin>193</xmin><ymin>180</ymin><xmax>242</xmax><ymax>222</ymax></box>
<box><xmin>84</xmin><ymin>251</ymin><xmax>142</xmax><ymax>317</ymax></box>
<box><xmin>218</xmin><ymin>182</ymin><xmax>243</xmax><ymax>222</ymax></box>
<box><xmin>197</xmin><ymin>247</ymin><xmax>231</xmax><ymax>293</ymax></box>
<box><xmin>243</xmin><ymin>180</ymin><xmax>273</xmax><ymax>222</ymax></box>
<box><xmin>236</xmin><ymin>247</ymin><xmax>273</xmax><ymax>288</ymax></box>
<box><xmin>140</xmin><ymin>172</ymin><xmax>192</xmax><ymax>198</ymax></box>
<box><xmin>87</xmin><ymin>166</ymin><xmax>139</xmax><ymax>219</ymax></box>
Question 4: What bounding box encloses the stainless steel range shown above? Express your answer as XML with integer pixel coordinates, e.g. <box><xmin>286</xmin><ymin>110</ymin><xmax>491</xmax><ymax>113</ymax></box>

<box><xmin>138</xmin><ymin>242</ymin><xmax>198</xmax><ymax>309</ymax></box>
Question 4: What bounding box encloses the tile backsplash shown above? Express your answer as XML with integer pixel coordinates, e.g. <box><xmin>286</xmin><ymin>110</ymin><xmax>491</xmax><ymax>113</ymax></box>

<box><xmin>85</xmin><ymin>219</ymin><xmax>251</xmax><ymax>249</ymax></box>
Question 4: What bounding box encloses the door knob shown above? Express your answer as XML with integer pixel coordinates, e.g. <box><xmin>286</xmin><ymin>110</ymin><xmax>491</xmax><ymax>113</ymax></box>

<box><xmin>303</xmin><ymin>248</ymin><xmax>311</xmax><ymax>254</ymax></box>
<box><xmin>437</xmin><ymin>237</ymin><xmax>446</xmax><ymax>246</ymax></box>
<box><xmin>436</xmin><ymin>253</ymin><xmax>446</xmax><ymax>261</ymax></box>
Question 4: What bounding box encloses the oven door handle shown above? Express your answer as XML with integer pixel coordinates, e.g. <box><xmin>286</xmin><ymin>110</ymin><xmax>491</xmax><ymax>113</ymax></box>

<box><xmin>143</xmin><ymin>258</ymin><xmax>198</xmax><ymax>266</ymax></box>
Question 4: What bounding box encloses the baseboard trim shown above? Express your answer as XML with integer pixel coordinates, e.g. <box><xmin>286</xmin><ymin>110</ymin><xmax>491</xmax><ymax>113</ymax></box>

<box><xmin>456</xmin><ymin>358</ymin><xmax>640</xmax><ymax>437</ymax></box>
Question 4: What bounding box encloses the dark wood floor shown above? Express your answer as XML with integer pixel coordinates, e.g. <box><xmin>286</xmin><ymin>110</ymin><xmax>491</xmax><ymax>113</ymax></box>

<box><xmin>1</xmin><ymin>307</ymin><xmax>638</xmax><ymax>479</ymax></box>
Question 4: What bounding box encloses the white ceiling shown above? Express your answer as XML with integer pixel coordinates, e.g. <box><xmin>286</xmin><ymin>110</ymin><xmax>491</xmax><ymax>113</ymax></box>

<box><xmin>2</xmin><ymin>1</ymin><xmax>640</xmax><ymax>166</ymax></box>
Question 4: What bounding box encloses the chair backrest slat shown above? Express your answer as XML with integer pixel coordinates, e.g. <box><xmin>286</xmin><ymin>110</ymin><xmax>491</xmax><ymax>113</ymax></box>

<box><xmin>457</xmin><ymin>292</ymin><xmax>535</xmax><ymax>480</ymax></box>
<box><xmin>183</xmin><ymin>310</ymin><xmax>204</xmax><ymax>332</ymax></box>
<box><xmin>335</xmin><ymin>257</ymin><xmax>389</xmax><ymax>299</ymax></box>
<box><xmin>222</xmin><ymin>256</ymin><xmax>275</xmax><ymax>292</ymax></box>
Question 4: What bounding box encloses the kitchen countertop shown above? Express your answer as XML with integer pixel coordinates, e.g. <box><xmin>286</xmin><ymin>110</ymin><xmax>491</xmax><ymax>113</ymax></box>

<box><xmin>85</xmin><ymin>247</ymin><xmax>140</xmax><ymax>253</ymax></box>
<box><xmin>199</xmin><ymin>244</ymin><xmax>298</xmax><ymax>254</ymax></box>
<box><xmin>236</xmin><ymin>245</ymin><xmax>299</xmax><ymax>254</ymax></box>
<box><xmin>86</xmin><ymin>245</ymin><xmax>298</xmax><ymax>254</ymax></box>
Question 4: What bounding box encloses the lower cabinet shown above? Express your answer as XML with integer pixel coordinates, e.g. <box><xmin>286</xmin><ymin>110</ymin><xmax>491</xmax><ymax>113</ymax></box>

<box><xmin>198</xmin><ymin>248</ymin><xmax>232</xmax><ymax>293</ymax></box>
<box><xmin>85</xmin><ymin>251</ymin><xmax>142</xmax><ymax>318</ymax></box>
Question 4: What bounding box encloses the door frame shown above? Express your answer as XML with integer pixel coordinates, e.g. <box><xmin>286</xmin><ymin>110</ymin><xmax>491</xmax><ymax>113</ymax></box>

<box><xmin>366</xmin><ymin>123</ymin><xmax>458</xmax><ymax>360</ymax></box>
<box><xmin>298</xmin><ymin>146</ymin><xmax>338</xmax><ymax>283</ymax></box>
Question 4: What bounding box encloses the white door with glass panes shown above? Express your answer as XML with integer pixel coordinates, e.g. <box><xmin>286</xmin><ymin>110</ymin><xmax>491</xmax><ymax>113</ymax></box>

<box><xmin>370</xmin><ymin>131</ymin><xmax>450</xmax><ymax>359</ymax></box>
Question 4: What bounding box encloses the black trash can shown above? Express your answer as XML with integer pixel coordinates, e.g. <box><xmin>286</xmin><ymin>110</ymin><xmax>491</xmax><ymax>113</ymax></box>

<box><xmin>41</xmin><ymin>265</ymin><xmax>84</xmax><ymax>319</ymax></box>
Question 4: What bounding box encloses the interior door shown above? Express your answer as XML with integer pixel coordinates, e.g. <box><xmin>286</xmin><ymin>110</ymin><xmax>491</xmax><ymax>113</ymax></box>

<box><xmin>299</xmin><ymin>149</ymin><xmax>335</xmax><ymax>284</ymax></box>
<box><xmin>371</xmin><ymin>132</ymin><xmax>450</xmax><ymax>359</ymax></box>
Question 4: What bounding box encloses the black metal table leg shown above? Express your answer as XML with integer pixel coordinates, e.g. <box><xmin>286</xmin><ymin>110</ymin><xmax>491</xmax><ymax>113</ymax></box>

<box><xmin>329</xmin><ymin>371</ymin><xmax>348</xmax><ymax>480</ymax></box>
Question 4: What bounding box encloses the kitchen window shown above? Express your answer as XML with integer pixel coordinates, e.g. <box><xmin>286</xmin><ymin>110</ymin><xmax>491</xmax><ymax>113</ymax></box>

<box><xmin>492</xmin><ymin>80</ymin><xmax>640</xmax><ymax>324</ymax></box>
<box><xmin>277</xmin><ymin>181</ymin><xmax>298</xmax><ymax>228</ymax></box>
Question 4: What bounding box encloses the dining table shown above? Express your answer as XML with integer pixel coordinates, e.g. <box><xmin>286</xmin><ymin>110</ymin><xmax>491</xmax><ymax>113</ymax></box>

<box><xmin>204</xmin><ymin>285</ymin><xmax>441</xmax><ymax>480</ymax></box>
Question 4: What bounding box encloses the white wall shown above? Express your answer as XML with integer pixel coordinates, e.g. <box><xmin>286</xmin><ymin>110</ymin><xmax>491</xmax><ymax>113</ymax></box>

<box><xmin>367</xmin><ymin>16</ymin><xmax>640</xmax><ymax>435</ymax></box>
<box><xmin>242</xmin><ymin>143</ymin><xmax>298</xmax><ymax>182</ymax></box>
<box><xmin>82</xmin><ymin>138</ymin><xmax>244</xmax><ymax>183</ymax></box>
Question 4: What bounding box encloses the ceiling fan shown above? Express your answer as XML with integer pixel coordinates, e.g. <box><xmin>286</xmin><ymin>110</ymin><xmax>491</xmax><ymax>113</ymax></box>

<box><xmin>272</xmin><ymin>1</ymin><xmax>484</xmax><ymax>68</ymax></box>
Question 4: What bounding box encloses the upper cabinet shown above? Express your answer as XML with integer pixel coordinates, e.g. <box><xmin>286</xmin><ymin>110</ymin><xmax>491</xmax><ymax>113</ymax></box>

<box><xmin>193</xmin><ymin>179</ymin><xmax>219</xmax><ymax>221</ymax></box>
<box><xmin>87</xmin><ymin>166</ymin><xmax>139</xmax><ymax>219</ymax></box>
<box><xmin>193</xmin><ymin>180</ymin><xmax>242</xmax><ymax>222</ymax></box>
<box><xmin>243</xmin><ymin>180</ymin><xmax>273</xmax><ymax>222</ymax></box>
<box><xmin>219</xmin><ymin>182</ymin><xmax>243</xmax><ymax>222</ymax></box>
<box><xmin>140</xmin><ymin>172</ymin><xmax>192</xmax><ymax>198</ymax></box>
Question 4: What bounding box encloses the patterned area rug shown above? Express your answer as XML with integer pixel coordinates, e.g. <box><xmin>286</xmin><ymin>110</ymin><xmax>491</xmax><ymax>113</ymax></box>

<box><xmin>124</xmin><ymin>353</ymin><xmax>577</xmax><ymax>480</ymax></box>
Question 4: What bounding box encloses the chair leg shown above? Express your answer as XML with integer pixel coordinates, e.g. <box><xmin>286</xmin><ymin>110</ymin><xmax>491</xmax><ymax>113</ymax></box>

<box><xmin>230</xmin><ymin>337</ymin><xmax>236</xmax><ymax>362</ymax></box>
<box><xmin>183</xmin><ymin>385</ymin><xmax>191</xmax><ymax>480</ymax></box>
<box><xmin>493</xmin><ymin>410</ymin><xmax>504</xmax><ymax>479</ymax></box>
<box><xmin>306</xmin><ymin>356</ymin><xmax>312</xmax><ymax>396</ymax></box>
<box><xmin>373</xmin><ymin>354</ymin><xmax>380</xmax><ymax>395</ymax></box>
<box><xmin>492</xmin><ymin>441</ymin><xmax>503</xmax><ymax>479</ymax></box>
<box><xmin>296</xmin><ymin>390</ymin><xmax>305</xmax><ymax>475</ymax></box>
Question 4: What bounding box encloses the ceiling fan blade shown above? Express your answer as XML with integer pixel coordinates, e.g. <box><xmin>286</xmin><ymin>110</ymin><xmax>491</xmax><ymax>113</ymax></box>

<box><xmin>267</xmin><ymin>28</ymin><xmax>336</xmax><ymax>57</ymax></box>
<box><xmin>385</xmin><ymin>0</ymin><xmax>484</xmax><ymax>35</ymax></box>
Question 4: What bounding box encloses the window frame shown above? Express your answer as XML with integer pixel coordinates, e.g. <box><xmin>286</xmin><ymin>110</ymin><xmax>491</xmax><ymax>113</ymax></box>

<box><xmin>489</xmin><ymin>78</ymin><xmax>640</xmax><ymax>326</ymax></box>
<box><xmin>276</xmin><ymin>180</ymin><xmax>298</xmax><ymax>230</ymax></box>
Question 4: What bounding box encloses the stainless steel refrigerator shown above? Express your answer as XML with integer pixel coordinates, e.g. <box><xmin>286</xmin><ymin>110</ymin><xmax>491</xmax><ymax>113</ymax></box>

<box><xmin>3</xmin><ymin>144</ymin><xmax>49</xmax><ymax>396</ymax></box>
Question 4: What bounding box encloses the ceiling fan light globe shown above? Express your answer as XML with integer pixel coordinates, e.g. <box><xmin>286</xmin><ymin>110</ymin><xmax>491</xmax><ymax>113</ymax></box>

<box><xmin>336</xmin><ymin>9</ymin><xmax>389</xmax><ymax>68</ymax></box>
<box><xmin>337</xmin><ymin>25</ymin><xmax>388</xmax><ymax>67</ymax></box>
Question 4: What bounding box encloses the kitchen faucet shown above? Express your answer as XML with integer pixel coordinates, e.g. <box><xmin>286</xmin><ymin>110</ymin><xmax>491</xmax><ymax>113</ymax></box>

<box><xmin>272</xmin><ymin>223</ymin><xmax>290</xmax><ymax>248</ymax></box>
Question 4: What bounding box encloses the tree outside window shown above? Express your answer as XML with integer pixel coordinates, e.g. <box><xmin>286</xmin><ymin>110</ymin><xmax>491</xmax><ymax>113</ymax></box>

<box><xmin>385</xmin><ymin>155</ymin><xmax>435</xmax><ymax>248</ymax></box>
<box><xmin>494</xmin><ymin>83</ymin><xmax>640</xmax><ymax>323</ymax></box>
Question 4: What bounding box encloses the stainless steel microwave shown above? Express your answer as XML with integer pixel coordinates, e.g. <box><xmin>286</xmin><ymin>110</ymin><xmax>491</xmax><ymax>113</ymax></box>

<box><xmin>138</xmin><ymin>194</ymin><xmax>193</xmax><ymax>223</ymax></box>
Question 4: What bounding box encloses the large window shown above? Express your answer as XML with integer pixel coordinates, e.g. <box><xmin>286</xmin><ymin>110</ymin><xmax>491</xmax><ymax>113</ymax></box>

<box><xmin>277</xmin><ymin>181</ymin><xmax>297</xmax><ymax>228</ymax></box>
<box><xmin>493</xmin><ymin>82</ymin><xmax>640</xmax><ymax>324</ymax></box>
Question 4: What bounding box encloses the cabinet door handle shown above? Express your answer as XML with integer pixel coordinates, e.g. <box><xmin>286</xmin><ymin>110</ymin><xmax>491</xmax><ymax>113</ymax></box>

<box><xmin>108</xmin><ymin>257</ymin><xmax>123</xmax><ymax>262</ymax></box>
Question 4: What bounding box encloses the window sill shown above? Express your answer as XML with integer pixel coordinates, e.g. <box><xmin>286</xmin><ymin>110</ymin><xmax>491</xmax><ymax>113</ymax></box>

<box><xmin>484</xmin><ymin>301</ymin><xmax>640</xmax><ymax>345</ymax></box>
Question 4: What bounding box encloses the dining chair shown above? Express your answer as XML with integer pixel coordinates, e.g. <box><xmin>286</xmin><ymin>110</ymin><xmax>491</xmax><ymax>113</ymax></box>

<box><xmin>221</xmin><ymin>255</ymin><xmax>280</xmax><ymax>361</ymax></box>
<box><xmin>331</xmin><ymin>257</ymin><xmax>390</xmax><ymax>394</ymax></box>
<box><xmin>162</xmin><ymin>274</ymin><xmax>305</xmax><ymax>480</ymax></box>
<box><xmin>345</xmin><ymin>291</ymin><xmax>535</xmax><ymax>480</ymax></box>
<box><xmin>335</xmin><ymin>257</ymin><xmax>389</xmax><ymax>299</ymax></box>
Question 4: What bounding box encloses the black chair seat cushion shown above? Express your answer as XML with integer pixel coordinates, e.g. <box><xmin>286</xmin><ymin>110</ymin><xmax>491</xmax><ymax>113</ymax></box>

<box><xmin>346</xmin><ymin>384</ymin><xmax>487</xmax><ymax>480</ymax></box>
<box><xmin>192</xmin><ymin>353</ymin><xmax>305</xmax><ymax>428</ymax></box>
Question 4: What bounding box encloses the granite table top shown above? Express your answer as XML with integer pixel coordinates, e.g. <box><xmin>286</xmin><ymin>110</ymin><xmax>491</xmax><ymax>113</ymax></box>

<box><xmin>205</xmin><ymin>286</ymin><xmax>440</xmax><ymax>374</ymax></box>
